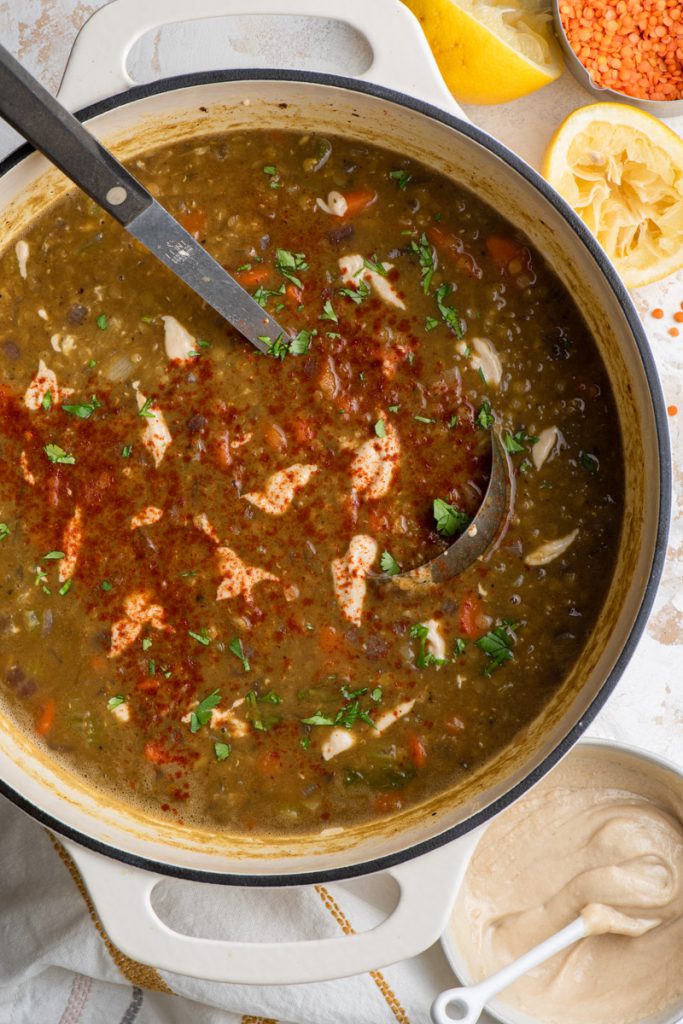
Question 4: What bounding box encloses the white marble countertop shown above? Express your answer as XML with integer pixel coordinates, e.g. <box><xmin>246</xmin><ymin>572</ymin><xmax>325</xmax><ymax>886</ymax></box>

<box><xmin>1</xmin><ymin>0</ymin><xmax>682</xmax><ymax>1015</ymax></box>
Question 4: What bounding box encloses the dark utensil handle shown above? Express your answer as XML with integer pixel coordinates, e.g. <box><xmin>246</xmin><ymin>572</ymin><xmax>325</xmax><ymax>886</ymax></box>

<box><xmin>0</xmin><ymin>42</ymin><xmax>151</xmax><ymax>226</ymax></box>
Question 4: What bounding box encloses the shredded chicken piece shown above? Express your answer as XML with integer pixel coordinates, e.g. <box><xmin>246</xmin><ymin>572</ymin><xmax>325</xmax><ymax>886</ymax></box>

<box><xmin>20</xmin><ymin>451</ymin><xmax>35</xmax><ymax>486</ymax></box>
<box><xmin>424</xmin><ymin>619</ymin><xmax>446</xmax><ymax>661</ymax></box>
<box><xmin>24</xmin><ymin>360</ymin><xmax>73</xmax><ymax>410</ymax></box>
<box><xmin>193</xmin><ymin>512</ymin><xmax>219</xmax><ymax>544</ymax></box>
<box><xmin>331</xmin><ymin>534</ymin><xmax>377</xmax><ymax>625</ymax></box>
<box><xmin>244</xmin><ymin>463</ymin><xmax>318</xmax><ymax>516</ymax></box>
<box><xmin>215</xmin><ymin>546</ymin><xmax>278</xmax><ymax>602</ymax></box>
<box><xmin>15</xmin><ymin>240</ymin><xmax>29</xmax><ymax>279</ymax></box>
<box><xmin>374</xmin><ymin>699</ymin><xmax>416</xmax><ymax>734</ymax></box>
<box><xmin>469</xmin><ymin>337</ymin><xmax>503</xmax><ymax>388</ymax></box>
<box><xmin>338</xmin><ymin>254</ymin><xmax>405</xmax><ymax>309</ymax></box>
<box><xmin>136</xmin><ymin>390</ymin><xmax>172</xmax><ymax>467</ymax></box>
<box><xmin>321</xmin><ymin>728</ymin><xmax>356</xmax><ymax>761</ymax></box>
<box><xmin>59</xmin><ymin>507</ymin><xmax>83</xmax><ymax>583</ymax></box>
<box><xmin>182</xmin><ymin>697</ymin><xmax>249</xmax><ymax>738</ymax></box>
<box><xmin>162</xmin><ymin>315</ymin><xmax>196</xmax><ymax>362</ymax></box>
<box><xmin>316</xmin><ymin>191</ymin><xmax>348</xmax><ymax>217</ymax></box>
<box><xmin>525</xmin><ymin>530</ymin><xmax>578</xmax><ymax>566</ymax></box>
<box><xmin>131</xmin><ymin>506</ymin><xmax>164</xmax><ymax>530</ymax></box>
<box><xmin>351</xmin><ymin>420</ymin><xmax>401</xmax><ymax>500</ymax></box>
<box><xmin>109</xmin><ymin>592</ymin><xmax>172</xmax><ymax>658</ymax></box>
<box><xmin>532</xmin><ymin>426</ymin><xmax>561</xmax><ymax>470</ymax></box>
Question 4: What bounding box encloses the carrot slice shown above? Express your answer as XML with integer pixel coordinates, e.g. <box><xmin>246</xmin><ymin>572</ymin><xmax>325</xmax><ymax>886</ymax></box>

<box><xmin>179</xmin><ymin>209</ymin><xmax>206</xmax><ymax>237</ymax></box>
<box><xmin>342</xmin><ymin>188</ymin><xmax>377</xmax><ymax>218</ymax></box>
<box><xmin>485</xmin><ymin>235</ymin><xmax>525</xmax><ymax>268</ymax></box>
<box><xmin>235</xmin><ymin>264</ymin><xmax>272</xmax><ymax>287</ymax></box>
<box><xmin>285</xmin><ymin>283</ymin><xmax>303</xmax><ymax>310</ymax></box>
<box><xmin>408</xmin><ymin>733</ymin><xmax>428</xmax><ymax>768</ymax></box>
<box><xmin>458</xmin><ymin>592</ymin><xmax>485</xmax><ymax>639</ymax></box>
<box><xmin>36</xmin><ymin>698</ymin><xmax>56</xmax><ymax>736</ymax></box>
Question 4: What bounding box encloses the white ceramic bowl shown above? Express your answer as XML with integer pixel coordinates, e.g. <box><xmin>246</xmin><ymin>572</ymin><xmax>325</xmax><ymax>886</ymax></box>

<box><xmin>441</xmin><ymin>738</ymin><xmax>683</xmax><ymax>1024</ymax></box>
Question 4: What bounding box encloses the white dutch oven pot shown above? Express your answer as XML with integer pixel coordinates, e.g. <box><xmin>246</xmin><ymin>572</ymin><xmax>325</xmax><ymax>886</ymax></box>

<box><xmin>0</xmin><ymin>0</ymin><xmax>670</xmax><ymax>986</ymax></box>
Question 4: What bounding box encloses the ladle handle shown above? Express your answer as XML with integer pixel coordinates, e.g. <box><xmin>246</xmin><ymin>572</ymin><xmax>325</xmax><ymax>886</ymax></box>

<box><xmin>0</xmin><ymin>42</ymin><xmax>152</xmax><ymax>227</ymax></box>
<box><xmin>431</xmin><ymin>917</ymin><xmax>587</xmax><ymax>1024</ymax></box>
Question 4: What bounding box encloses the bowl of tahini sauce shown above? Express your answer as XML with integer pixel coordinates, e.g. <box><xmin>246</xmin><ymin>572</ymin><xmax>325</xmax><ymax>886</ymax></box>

<box><xmin>444</xmin><ymin>740</ymin><xmax>683</xmax><ymax>1024</ymax></box>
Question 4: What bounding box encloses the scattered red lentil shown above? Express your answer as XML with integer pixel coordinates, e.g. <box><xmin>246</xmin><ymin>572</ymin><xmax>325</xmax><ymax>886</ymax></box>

<box><xmin>674</xmin><ymin>311</ymin><xmax>683</xmax><ymax>322</ymax></box>
<box><xmin>669</xmin><ymin>327</ymin><xmax>680</xmax><ymax>336</ymax></box>
<box><xmin>652</xmin><ymin>307</ymin><xmax>665</xmax><ymax>318</ymax></box>
<box><xmin>559</xmin><ymin>0</ymin><xmax>683</xmax><ymax>101</ymax></box>
<box><xmin>667</xmin><ymin>405</ymin><xmax>678</xmax><ymax>416</ymax></box>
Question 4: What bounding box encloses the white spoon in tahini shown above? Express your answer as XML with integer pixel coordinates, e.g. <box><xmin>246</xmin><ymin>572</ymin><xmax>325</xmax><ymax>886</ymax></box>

<box><xmin>431</xmin><ymin>905</ymin><xmax>659</xmax><ymax>1024</ymax></box>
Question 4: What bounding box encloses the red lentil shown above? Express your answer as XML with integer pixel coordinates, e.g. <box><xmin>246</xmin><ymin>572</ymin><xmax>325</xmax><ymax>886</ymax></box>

<box><xmin>559</xmin><ymin>0</ymin><xmax>683</xmax><ymax>100</ymax></box>
<box><xmin>652</xmin><ymin>307</ymin><xmax>665</xmax><ymax>318</ymax></box>
<box><xmin>669</xmin><ymin>327</ymin><xmax>680</xmax><ymax>336</ymax></box>
<box><xmin>674</xmin><ymin>311</ymin><xmax>683</xmax><ymax>322</ymax></box>
<box><xmin>667</xmin><ymin>405</ymin><xmax>679</xmax><ymax>415</ymax></box>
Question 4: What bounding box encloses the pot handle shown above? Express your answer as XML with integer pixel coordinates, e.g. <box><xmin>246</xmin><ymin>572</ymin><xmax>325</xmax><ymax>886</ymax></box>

<box><xmin>59</xmin><ymin>832</ymin><xmax>479</xmax><ymax>984</ymax></box>
<box><xmin>57</xmin><ymin>0</ymin><xmax>464</xmax><ymax>118</ymax></box>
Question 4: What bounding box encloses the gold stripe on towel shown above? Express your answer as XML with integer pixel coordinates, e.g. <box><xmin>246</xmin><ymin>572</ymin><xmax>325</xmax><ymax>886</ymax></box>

<box><xmin>47</xmin><ymin>832</ymin><xmax>173</xmax><ymax>995</ymax></box>
<box><xmin>315</xmin><ymin>885</ymin><xmax>411</xmax><ymax>1024</ymax></box>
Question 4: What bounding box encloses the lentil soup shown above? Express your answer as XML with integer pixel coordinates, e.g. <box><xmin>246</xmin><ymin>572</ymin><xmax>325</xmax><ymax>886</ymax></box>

<box><xmin>0</xmin><ymin>130</ymin><xmax>623</xmax><ymax>835</ymax></box>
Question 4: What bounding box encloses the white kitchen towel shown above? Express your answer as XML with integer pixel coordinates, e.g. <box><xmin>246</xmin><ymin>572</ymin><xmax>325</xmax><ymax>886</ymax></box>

<box><xmin>0</xmin><ymin>795</ymin><xmax>459</xmax><ymax>1024</ymax></box>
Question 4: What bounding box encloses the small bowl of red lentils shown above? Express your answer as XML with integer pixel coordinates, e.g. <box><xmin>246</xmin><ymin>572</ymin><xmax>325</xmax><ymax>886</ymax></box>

<box><xmin>553</xmin><ymin>0</ymin><xmax>683</xmax><ymax>116</ymax></box>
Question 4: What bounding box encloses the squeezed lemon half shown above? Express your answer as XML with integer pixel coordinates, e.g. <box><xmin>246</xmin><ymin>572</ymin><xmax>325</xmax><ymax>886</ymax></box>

<box><xmin>543</xmin><ymin>104</ymin><xmax>683</xmax><ymax>289</ymax></box>
<box><xmin>402</xmin><ymin>0</ymin><xmax>564</xmax><ymax>104</ymax></box>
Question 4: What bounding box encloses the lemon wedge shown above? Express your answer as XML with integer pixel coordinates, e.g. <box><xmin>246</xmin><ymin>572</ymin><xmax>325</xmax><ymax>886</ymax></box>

<box><xmin>402</xmin><ymin>0</ymin><xmax>563</xmax><ymax>104</ymax></box>
<box><xmin>543</xmin><ymin>104</ymin><xmax>683</xmax><ymax>289</ymax></box>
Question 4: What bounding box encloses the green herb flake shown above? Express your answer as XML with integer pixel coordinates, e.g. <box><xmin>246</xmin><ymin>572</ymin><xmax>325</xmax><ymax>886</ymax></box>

<box><xmin>189</xmin><ymin>689</ymin><xmax>221</xmax><ymax>733</ymax></box>
<box><xmin>339</xmin><ymin>280</ymin><xmax>370</xmax><ymax>305</ymax></box>
<box><xmin>107</xmin><ymin>695</ymin><xmax>125</xmax><ymax>711</ymax></box>
<box><xmin>188</xmin><ymin>628</ymin><xmax>211</xmax><ymax>647</ymax></box>
<box><xmin>137</xmin><ymin>396</ymin><xmax>155</xmax><ymax>419</ymax></box>
<box><xmin>0</xmin><ymin>523</ymin><xmax>10</xmax><ymax>541</ymax></box>
<box><xmin>299</xmin><ymin>736</ymin><xmax>311</xmax><ymax>749</ymax></box>
<box><xmin>263</xmin><ymin>165</ymin><xmax>277</xmax><ymax>176</ymax></box>
<box><xmin>409</xmin><ymin>233</ymin><xmax>435</xmax><ymax>294</ymax></box>
<box><xmin>321</xmin><ymin>299</ymin><xmax>338</xmax><ymax>323</ymax></box>
<box><xmin>476</xmin><ymin>400</ymin><xmax>495</xmax><ymax>430</ymax></box>
<box><xmin>228</xmin><ymin>636</ymin><xmax>250</xmax><ymax>673</ymax></box>
<box><xmin>389</xmin><ymin>168</ymin><xmax>412</xmax><ymax>190</ymax></box>
<box><xmin>414</xmin><ymin>415</ymin><xmax>436</xmax><ymax>424</ymax></box>
<box><xmin>96</xmin><ymin>314</ymin><xmax>108</xmax><ymax>330</ymax></box>
<box><xmin>374</xmin><ymin>418</ymin><xmax>386</xmax><ymax>438</ymax></box>
<box><xmin>448</xmin><ymin>414</ymin><xmax>459</xmax><ymax>429</ymax></box>
<box><xmin>42</xmin><ymin>550</ymin><xmax>64</xmax><ymax>560</ymax></box>
<box><xmin>88</xmin><ymin>359</ymin><xmax>97</xmax><ymax>369</ymax></box>
<box><xmin>290</xmin><ymin>329</ymin><xmax>315</xmax><ymax>356</ymax></box>
<box><xmin>41</xmin><ymin>391</ymin><xmax>53</xmax><ymax>411</ymax></box>
<box><xmin>275</xmin><ymin>248</ymin><xmax>308</xmax><ymax>288</ymax></box>
<box><xmin>388</xmin><ymin>404</ymin><xmax>401</xmax><ymax>413</ymax></box>
<box><xmin>363</xmin><ymin>256</ymin><xmax>388</xmax><ymax>277</ymax></box>
<box><xmin>58</xmin><ymin>579</ymin><xmax>73</xmax><ymax>596</ymax></box>
<box><xmin>62</xmin><ymin>395</ymin><xmax>101</xmax><ymax>420</ymax></box>
<box><xmin>141</xmin><ymin>637</ymin><xmax>152</xmax><ymax>652</ymax></box>
<box><xmin>101</xmin><ymin>580</ymin><xmax>113</xmax><ymax>592</ymax></box>
<box><xmin>454</xmin><ymin>638</ymin><xmax>467</xmax><ymax>656</ymax></box>
<box><xmin>214</xmin><ymin>741</ymin><xmax>232</xmax><ymax>761</ymax></box>
<box><xmin>519</xmin><ymin>458</ymin><xmax>533</xmax><ymax>474</ymax></box>
<box><xmin>380</xmin><ymin>550</ymin><xmax>400</xmax><ymax>576</ymax></box>
<box><xmin>579</xmin><ymin>450</ymin><xmax>599</xmax><ymax>474</ymax></box>
<box><xmin>476</xmin><ymin>622</ymin><xmax>518</xmax><ymax>676</ymax></box>
<box><xmin>433</xmin><ymin>497</ymin><xmax>470</xmax><ymax>538</ymax></box>
<box><xmin>148</xmin><ymin>659</ymin><xmax>156</xmax><ymax>676</ymax></box>
<box><xmin>425</xmin><ymin>316</ymin><xmax>439</xmax><ymax>332</ymax></box>
<box><xmin>43</xmin><ymin>443</ymin><xmax>75</xmax><ymax>465</ymax></box>
<box><xmin>434</xmin><ymin>282</ymin><xmax>463</xmax><ymax>338</ymax></box>
<box><xmin>121</xmin><ymin>445</ymin><xmax>132</xmax><ymax>458</ymax></box>
<box><xmin>503</xmin><ymin>430</ymin><xmax>538</xmax><ymax>454</ymax></box>
<box><xmin>370</xmin><ymin>686</ymin><xmax>383</xmax><ymax>702</ymax></box>
<box><xmin>409</xmin><ymin>622</ymin><xmax>448</xmax><ymax>669</ymax></box>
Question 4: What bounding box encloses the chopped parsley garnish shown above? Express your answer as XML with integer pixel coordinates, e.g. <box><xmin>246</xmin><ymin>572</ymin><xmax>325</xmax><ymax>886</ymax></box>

<box><xmin>290</xmin><ymin>329</ymin><xmax>314</xmax><ymax>355</ymax></box>
<box><xmin>263</xmin><ymin>165</ymin><xmax>281</xmax><ymax>189</ymax></box>
<box><xmin>380</xmin><ymin>550</ymin><xmax>400</xmax><ymax>576</ymax></box>
<box><xmin>300</xmin><ymin>736</ymin><xmax>311</xmax><ymax>749</ymax></box>
<box><xmin>409</xmin><ymin>623</ymin><xmax>448</xmax><ymax>669</ymax></box>
<box><xmin>476</xmin><ymin>400</ymin><xmax>495</xmax><ymax>430</ymax></box>
<box><xmin>301</xmin><ymin>711</ymin><xmax>335</xmax><ymax>726</ymax></box>
<box><xmin>189</xmin><ymin>689</ymin><xmax>221</xmax><ymax>733</ymax></box>
<box><xmin>41</xmin><ymin>391</ymin><xmax>52</xmax><ymax>411</ymax></box>
<box><xmin>263</xmin><ymin>333</ymin><xmax>289</xmax><ymax>359</ymax></box>
<box><xmin>59</xmin><ymin>579</ymin><xmax>72</xmax><ymax>596</ymax></box>
<box><xmin>62</xmin><ymin>395</ymin><xmax>101</xmax><ymax>419</ymax></box>
<box><xmin>388</xmin><ymin>404</ymin><xmax>401</xmax><ymax>413</ymax></box>
<box><xmin>519</xmin><ymin>458</ymin><xmax>533</xmax><ymax>474</ymax></box>
<box><xmin>433</xmin><ymin>497</ymin><xmax>470</xmax><ymax>537</ymax></box>
<box><xmin>476</xmin><ymin>622</ymin><xmax>518</xmax><ymax>677</ymax></box>
<box><xmin>389</xmin><ymin>168</ymin><xmax>412</xmax><ymax>190</ymax></box>
<box><xmin>434</xmin><ymin>282</ymin><xmax>463</xmax><ymax>338</ymax></box>
<box><xmin>43</xmin><ymin>551</ymin><xmax>64</xmax><ymax>560</ymax></box>
<box><xmin>374</xmin><ymin>418</ymin><xmax>386</xmax><ymax>438</ymax></box>
<box><xmin>302</xmin><ymin>684</ymin><xmax>379</xmax><ymax>730</ymax></box>
<box><xmin>448</xmin><ymin>414</ymin><xmax>459</xmax><ymax>429</ymax></box>
<box><xmin>371</xmin><ymin>686</ymin><xmax>383</xmax><ymax>702</ymax></box>
<box><xmin>121</xmin><ymin>445</ymin><xmax>132</xmax><ymax>458</ymax></box>
<box><xmin>503</xmin><ymin>430</ymin><xmax>538</xmax><ymax>454</ymax></box>
<box><xmin>363</xmin><ymin>256</ymin><xmax>388</xmax><ymax>277</ymax></box>
<box><xmin>34</xmin><ymin>566</ymin><xmax>50</xmax><ymax>595</ymax></box>
<box><xmin>579</xmin><ymin>450</ymin><xmax>599</xmax><ymax>474</ymax></box>
<box><xmin>454</xmin><ymin>638</ymin><xmax>467</xmax><ymax>656</ymax></box>
<box><xmin>275</xmin><ymin>248</ymin><xmax>308</xmax><ymax>288</ymax></box>
<box><xmin>214</xmin><ymin>741</ymin><xmax>232</xmax><ymax>761</ymax></box>
<box><xmin>414</xmin><ymin>415</ymin><xmax>435</xmax><ymax>424</ymax></box>
<box><xmin>137</xmin><ymin>396</ymin><xmax>155</xmax><ymax>419</ymax></box>
<box><xmin>141</xmin><ymin>637</ymin><xmax>152</xmax><ymax>652</ymax></box>
<box><xmin>96</xmin><ymin>314</ymin><xmax>108</xmax><ymax>330</ymax></box>
<box><xmin>228</xmin><ymin>636</ymin><xmax>250</xmax><ymax>673</ymax></box>
<box><xmin>321</xmin><ymin>299</ymin><xmax>338</xmax><ymax>323</ymax></box>
<box><xmin>0</xmin><ymin>523</ymin><xmax>10</xmax><ymax>541</ymax></box>
<box><xmin>409</xmin><ymin>233</ymin><xmax>435</xmax><ymax>294</ymax></box>
<box><xmin>148</xmin><ymin>659</ymin><xmax>156</xmax><ymax>676</ymax></box>
<box><xmin>339</xmin><ymin>280</ymin><xmax>370</xmax><ymax>304</ymax></box>
<box><xmin>425</xmin><ymin>316</ymin><xmax>439</xmax><ymax>332</ymax></box>
<box><xmin>101</xmin><ymin>580</ymin><xmax>113</xmax><ymax>592</ymax></box>
<box><xmin>188</xmin><ymin>628</ymin><xmax>211</xmax><ymax>646</ymax></box>
<box><xmin>43</xmin><ymin>443</ymin><xmax>75</xmax><ymax>465</ymax></box>
<box><xmin>107</xmin><ymin>695</ymin><xmax>125</xmax><ymax>711</ymax></box>
<box><xmin>88</xmin><ymin>359</ymin><xmax>97</xmax><ymax>369</ymax></box>
<box><xmin>245</xmin><ymin>690</ymin><xmax>281</xmax><ymax>731</ymax></box>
